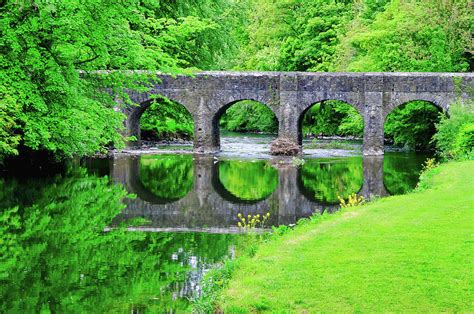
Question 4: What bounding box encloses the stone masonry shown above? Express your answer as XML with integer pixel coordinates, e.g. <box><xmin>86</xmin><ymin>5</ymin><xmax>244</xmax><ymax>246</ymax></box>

<box><xmin>121</xmin><ymin>71</ymin><xmax>473</xmax><ymax>155</ymax></box>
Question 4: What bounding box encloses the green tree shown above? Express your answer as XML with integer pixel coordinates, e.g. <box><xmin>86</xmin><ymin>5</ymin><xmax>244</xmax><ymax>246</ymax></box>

<box><xmin>219</xmin><ymin>101</ymin><xmax>278</xmax><ymax>134</ymax></box>
<box><xmin>1</xmin><ymin>0</ymin><xmax>235</xmax><ymax>159</ymax></box>
<box><xmin>334</xmin><ymin>0</ymin><xmax>472</xmax><ymax>149</ymax></box>
<box><xmin>0</xmin><ymin>168</ymin><xmax>240</xmax><ymax>312</ymax></box>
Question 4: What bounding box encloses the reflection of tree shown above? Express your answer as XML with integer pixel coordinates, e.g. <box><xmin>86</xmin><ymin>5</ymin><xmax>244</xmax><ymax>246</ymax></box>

<box><xmin>219</xmin><ymin>160</ymin><xmax>278</xmax><ymax>201</ymax></box>
<box><xmin>0</xmin><ymin>169</ymin><xmax>238</xmax><ymax>312</ymax></box>
<box><xmin>383</xmin><ymin>153</ymin><xmax>427</xmax><ymax>195</ymax></box>
<box><xmin>139</xmin><ymin>155</ymin><xmax>193</xmax><ymax>200</ymax></box>
<box><xmin>301</xmin><ymin>158</ymin><xmax>363</xmax><ymax>203</ymax></box>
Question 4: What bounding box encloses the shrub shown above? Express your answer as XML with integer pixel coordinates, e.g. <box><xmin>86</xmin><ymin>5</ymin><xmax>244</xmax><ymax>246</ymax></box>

<box><xmin>432</xmin><ymin>102</ymin><xmax>474</xmax><ymax>160</ymax></box>
<box><xmin>453</xmin><ymin>123</ymin><xmax>474</xmax><ymax>158</ymax></box>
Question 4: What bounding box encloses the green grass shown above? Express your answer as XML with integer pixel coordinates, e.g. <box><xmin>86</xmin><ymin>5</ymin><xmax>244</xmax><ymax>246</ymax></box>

<box><xmin>219</xmin><ymin>161</ymin><xmax>474</xmax><ymax>312</ymax></box>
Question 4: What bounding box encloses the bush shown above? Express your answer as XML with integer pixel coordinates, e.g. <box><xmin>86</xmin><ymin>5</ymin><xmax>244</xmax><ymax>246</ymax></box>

<box><xmin>219</xmin><ymin>101</ymin><xmax>278</xmax><ymax>133</ymax></box>
<box><xmin>453</xmin><ymin>123</ymin><xmax>474</xmax><ymax>158</ymax></box>
<box><xmin>140</xmin><ymin>99</ymin><xmax>194</xmax><ymax>141</ymax></box>
<box><xmin>384</xmin><ymin>101</ymin><xmax>442</xmax><ymax>150</ymax></box>
<box><xmin>432</xmin><ymin>102</ymin><xmax>474</xmax><ymax>160</ymax></box>
<box><xmin>302</xmin><ymin>101</ymin><xmax>364</xmax><ymax>138</ymax></box>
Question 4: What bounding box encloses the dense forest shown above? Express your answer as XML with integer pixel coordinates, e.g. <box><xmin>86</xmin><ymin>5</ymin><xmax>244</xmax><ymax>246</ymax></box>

<box><xmin>1</xmin><ymin>0</ymin><xmax>473</xmax><ymax>161</ymax></box>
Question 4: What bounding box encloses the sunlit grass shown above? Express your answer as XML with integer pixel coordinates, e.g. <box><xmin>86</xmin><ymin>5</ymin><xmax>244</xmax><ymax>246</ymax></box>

<box><xmin>220</xmin><ymin>161</ymin><xmax>474</xmax><ymax>312</ymax></box>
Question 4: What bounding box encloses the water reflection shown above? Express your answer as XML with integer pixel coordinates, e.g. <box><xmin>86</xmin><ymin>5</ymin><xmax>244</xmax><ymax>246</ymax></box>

<box><xmin>1</xmin><ymin>153</ymin><xmax>427</xmax><ymax>312</ymax></box>
<box><xmin>140</xmin><ymin>154</ymin><xmax>194</xmax><ymax>201</ymax></box>
<box><xmin>383</xmin><ymin>152</ymin><xmax>430</xmax><ymax>195</ymax></box>
<box><xmin>0</xmin><ymin>171</ymin><xmax>239</xmax><ymax>312</ymax></box>
<box><xmin>111</xmin><ymin>154</ymin><xmax>420</xmax><ymax>229</ymax></box>
<box><xmin>218</xmin><ymin>160</ymin><xmax>278</xmax><ymax>202</ymax></box>
<box><xmin>299</xmin><ymin>157</ymin><xmax>364</xmax><ymax>203</ymax></box>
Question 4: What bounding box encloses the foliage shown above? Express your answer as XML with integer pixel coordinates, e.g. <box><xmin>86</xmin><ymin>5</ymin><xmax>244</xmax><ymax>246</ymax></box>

<box><xmin>238</xmin><ymin>0</ymin><xmax>354</xmax><ymax>72</ymax></box>
<box><xmin>334</xmin><ymin>0</ymin><xmax>472</xmax><ymax>149</ymax></box>
<box><xmin>233</xmin><ymin>0</ymin><xmax>472</xmax><ymax>146</ymax></box>
<box><xmin>141</xmin><ymin>99</ymin><xmax>194</xmax><ymax>141</ymax></box>
<box><xmin>137</xmin><ymin>0</ymin><xmax>251</xmax><ymax>140</ymax></box>
<box><xmin>220</xmin><ymin>101</ymin><xmax>278</xmax><ymax>134</ymax></box>
<box><xmin>218</xmin><ymin>160</ymin><xmax>278</xmax><ymax>201</ymax></box>
<box><xmin>1</xmin><ymin>0</ymin><xmax>248</xmax><ymax>159</ymax></box>
<box><xmin>384</xmin><ymin>101</ymin><xmax>442</xmax><ymax>150</ymax></box>
<box><xmin>302</xmin><ymin>101</ymin><xmax>364</xmax><ymax>138</ymax></box>
<box><xmin>421</xmin><ymin>158</ymin><xmax>439</xmax><ymax>173</ymax></box>
<box><xmin>432</xmin><ymin>102</ymin><xmax>474</xmax><ymax>160</ymax></box>
<box><xmin>300</xmin><ymin>157</ymin><xmax>363</xmax><ymax>203</ymax></box>
<box><xmin>337</xmin><ymin>0</ymin><xmax>472</xmax><ymax>72</ymax></box>
<box><xmin>219</xmin><ymin>161</ymin><xmax>474</xmax><ymax>312</ymax></box>
<box><xmin>0</xmin><ymin>167</ymin><xmax>240</xmax><ymax>312</ymax></box>
<box><xmin>453</xmin><ymin>124</ymin><xmax>474</xmax><ymax>158</ymax></box>
<box><xmin>192</xmin><ymin>259</ymin><xmax>240</xmax><ymax>313</ymax></box>
<box><xmin>338</xmin><ymin>193</ymin><xmax>365</xmax><ymax>208</ymax></box>
<box><xmin>383</xmin><ymin>152</ymin><xmax>430</xmax><ymax>195</ymax></box>
<box><xmin>139</xmin><ymin>154</ymin><xmax>194</xmax><ymax>200</ymax></box>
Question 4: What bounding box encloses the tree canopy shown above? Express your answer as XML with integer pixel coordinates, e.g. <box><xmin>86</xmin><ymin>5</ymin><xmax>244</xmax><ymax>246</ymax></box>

<box><xmin>1</xmin><ymin>0</ymin><xmax>472</xmax><ymax>160</ymax></box>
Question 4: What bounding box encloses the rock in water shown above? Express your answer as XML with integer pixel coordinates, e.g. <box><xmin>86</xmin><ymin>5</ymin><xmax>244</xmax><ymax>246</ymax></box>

<box><xmin>270</xmin><ymin>138</ymin><xmax>300</xmax><ymax>156</ymax></box>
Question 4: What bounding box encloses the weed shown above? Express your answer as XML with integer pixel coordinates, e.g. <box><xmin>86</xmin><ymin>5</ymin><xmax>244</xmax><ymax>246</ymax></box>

<box><xmin>338</xmin><ymin>193</ymin><xmax>365</xmax><ymax>208</ymax></box>
<box><xmin>421</xmin><ymin>158</ymin><xmax>438</xmax><ymax>173</ymax></box>
<box><xmin>237</xmin><ymin>212</ymin><xmax>271</xmax><ymax>229</ymax></box>
<box><xmin>291</xmin><ymin>157</ymin><xmax>306</xmax><ymax>167</ymax></box>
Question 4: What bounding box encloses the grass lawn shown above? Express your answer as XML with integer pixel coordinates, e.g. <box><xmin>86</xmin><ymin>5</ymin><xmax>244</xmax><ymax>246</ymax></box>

<box><xmin>219</xmin><ymin>161</ymin><xmax>474</xmax><ymax>312</ymax></box>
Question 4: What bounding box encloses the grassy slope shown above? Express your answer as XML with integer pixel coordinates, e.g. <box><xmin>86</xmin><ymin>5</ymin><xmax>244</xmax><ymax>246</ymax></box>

<box><xmin>221</xmin><ymin>161</ymin><xmax>474</xmax><ymax>312</ymax></box>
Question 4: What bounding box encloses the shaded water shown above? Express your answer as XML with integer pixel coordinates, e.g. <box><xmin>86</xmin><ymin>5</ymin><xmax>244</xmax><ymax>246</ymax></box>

<box><xmin>1</xmin><ymin>139</ymin><xmax>430</xmax><ymax>312</ymax></box>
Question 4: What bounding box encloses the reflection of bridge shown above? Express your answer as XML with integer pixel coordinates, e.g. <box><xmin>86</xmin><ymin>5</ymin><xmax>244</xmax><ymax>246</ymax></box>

<box><xmin>111</xmin><ymin>156</ymin><xmax>388</xmax><ymax>230</ymax></box>
<box><xmin>120</xmin><ymin>72</ymin><xmax>473</xmax><ymax>155</ymax></box>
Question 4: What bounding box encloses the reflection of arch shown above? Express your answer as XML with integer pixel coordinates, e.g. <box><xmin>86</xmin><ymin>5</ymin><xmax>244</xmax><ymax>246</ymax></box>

<box><xmin>127</xmin><ymin>96</ymin><xmax>195</xmax><ymax>142</ymax></box>
<box><xmin>128</xmin><ymin>156</ymin><xmax>194</xmax><ymax>204</ymax></box>
<box><xmin>296</xmin><ymin>159</ymin><xmax>364</xmax><ymax>204</ymax></box>
<box><xmin>296</xmin><ymin>171</ymin><xmax>343</xmax><ymax>206</ymax></box>
<box><xmin>297</xmin><ymin>99</ymin><xmax>364</xmax><ymax>144</ymax></box>
<box><xmin>211</xmin><ymin>160</ymin><xmax>278</xmax><ymax>204</ymax></box>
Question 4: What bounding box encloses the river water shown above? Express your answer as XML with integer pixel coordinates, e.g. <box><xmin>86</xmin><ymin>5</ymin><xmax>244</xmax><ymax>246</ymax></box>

<box><xmin>1</xmin><ymin>134</ymin><xmax>430</xmax><ymax>312</ymax></box>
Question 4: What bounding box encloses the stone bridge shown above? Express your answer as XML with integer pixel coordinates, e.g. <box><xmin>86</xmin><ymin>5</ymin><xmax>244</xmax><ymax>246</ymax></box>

<box><xmin>120</xmin><ymin>71</ymin><xmax>473</xmax><ymax>155</ymax></box>
<box><xmin>110</xmin><ymin>156</ymin><xmax>388</xmax><ymax>231</ymax></box>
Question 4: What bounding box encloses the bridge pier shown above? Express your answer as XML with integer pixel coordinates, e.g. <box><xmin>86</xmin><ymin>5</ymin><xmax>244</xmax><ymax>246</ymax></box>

<box><xmin>362</xmin><ymin>92</ymin><xmax>385</xmax><ymax>156</ymax></box>
<box><xmin>359</xmin><ymin>156</ymin><xmax>389</xmax><ymax>199</ymax></box>
<box><xmin>193</xmin><ymin>113</ymin><xmax>220</xmax><ymax>154</ymax></box>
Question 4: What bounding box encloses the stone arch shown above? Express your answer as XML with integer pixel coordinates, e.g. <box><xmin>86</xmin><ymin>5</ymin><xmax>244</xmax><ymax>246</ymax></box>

<box><xmin>383</xmin><ymin>93</ymin><xmax>452</xmax><ymax>119</ymax></box>
<box><xmin>209</xmin><ymin>98</ymin><xmax>280</xmax><ymax>150</ymax></box>
<box><xmin>212</xmin><ymin>97</ymin><xmax>280</xmax><ymax>125</ymax></box>
<box><xmin>126</xmin><ymin>95</ymin><xmax>195</xmax><ymax>143</ymax></box>
<box><xmin>383</xmin><ymin>98</ymin><xmax>447</xmax><ymax>150</ymax></box>
<box><xmin>297</xmin><ymin>97</ymin><xmax>365</xmax><ymax>145</ymax></box>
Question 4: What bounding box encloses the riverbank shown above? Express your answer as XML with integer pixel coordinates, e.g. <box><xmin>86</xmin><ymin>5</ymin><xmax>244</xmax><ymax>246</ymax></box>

<box><xmin>216</xmin><ymin>161</ymin><xmax>474</xmax><ymax>312</ymax></box>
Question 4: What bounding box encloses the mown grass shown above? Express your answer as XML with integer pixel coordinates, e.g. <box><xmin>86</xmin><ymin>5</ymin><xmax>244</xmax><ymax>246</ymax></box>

<box><xmin>219</xmin><ymin>161</ymin><xmax>474</xmax><ymax>312</ymax></box>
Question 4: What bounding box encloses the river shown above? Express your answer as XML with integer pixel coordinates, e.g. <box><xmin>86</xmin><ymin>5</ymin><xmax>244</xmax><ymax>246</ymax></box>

<box><xmin>0</xmin><ymin>134</ymin><xmax>430</xmax><ymax>312</ymax></box>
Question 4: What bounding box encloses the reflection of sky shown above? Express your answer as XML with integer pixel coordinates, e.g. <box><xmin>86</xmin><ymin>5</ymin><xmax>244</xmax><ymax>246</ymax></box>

<box><xmin>167</xmin><ymin>246</ymin><xmax>235</xmax><ymax>300</ymax></box>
